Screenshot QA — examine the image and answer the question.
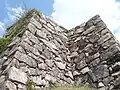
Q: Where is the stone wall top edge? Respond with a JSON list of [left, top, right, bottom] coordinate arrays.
[[69, 14, 101, 30]]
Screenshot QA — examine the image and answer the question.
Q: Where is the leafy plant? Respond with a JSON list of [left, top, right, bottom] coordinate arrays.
[[26, 79, 35, 90]]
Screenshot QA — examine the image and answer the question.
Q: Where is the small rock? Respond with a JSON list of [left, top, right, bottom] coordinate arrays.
[[74, 27, 84, 34], [55, 61, 66, 70], [99, 87, 106, 90], [18, 84, 26, 90], [40, 18, 46, 24], [70, 52, 78, 58], [30, 17, 42, 29], [28, 23, 37, 34], [25, 31, 40, 44], [98, 82, 104, 88], [65, 71, 73, 79], [80, 67, 90, 74], [47, 23, 54, 30], [76, 59, 87, 70], [45, 74, 56, 83], [6, 80, 17, 90], [31, 76, 46, 86], [38, 63, 47, 70], [0, 75, 5, 89], [36, 29, 47, 39], [114, 76, 120, 87], [73, 71, 81, 76], [88, 71, 97, 82], [98, 33, 111, 45], [3, 56, 7, 60]]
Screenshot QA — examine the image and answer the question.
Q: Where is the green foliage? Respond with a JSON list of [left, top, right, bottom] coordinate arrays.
[[35, 10, 42, 17], [37, 85, 97, 90], [26, 82, 97, 90], [26, 78, 96, 90], [26, 79, 35, 90], [0, 9, 42, 54], [0, 37, 10, 52], [51, 85, 96, 90]]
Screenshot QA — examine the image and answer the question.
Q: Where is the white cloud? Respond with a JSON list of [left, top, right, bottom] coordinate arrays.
[[51, 0, 120, 41], [7, 7, 25, 21], [0, 6, 25, 37], [0, 22, 5, 37], [0, 20, 7, 37], [0, 22, 5, 31], [114, 30, 120, 42]]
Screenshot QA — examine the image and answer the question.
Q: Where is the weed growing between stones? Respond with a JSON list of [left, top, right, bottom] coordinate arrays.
[[35, 86, 96, 90], [26, 79, 35, 90], [26, 79, 96, 90], [50, 85, 97, 90]]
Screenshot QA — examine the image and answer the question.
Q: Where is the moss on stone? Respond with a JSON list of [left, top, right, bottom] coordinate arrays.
[[0, 37, 10, 52]]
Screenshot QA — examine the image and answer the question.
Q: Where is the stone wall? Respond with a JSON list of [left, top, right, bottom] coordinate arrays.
[[0, 9, 120, 90], [0, 10, 73, 90], [67, 15, 120, 90]]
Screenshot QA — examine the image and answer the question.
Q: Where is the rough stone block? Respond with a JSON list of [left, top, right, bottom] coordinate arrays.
[[8, 67, 27, 84], [14, 51, 37, 67]]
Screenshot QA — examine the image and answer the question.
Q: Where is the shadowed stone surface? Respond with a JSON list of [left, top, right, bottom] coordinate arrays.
[[0, 9, 120, 90]]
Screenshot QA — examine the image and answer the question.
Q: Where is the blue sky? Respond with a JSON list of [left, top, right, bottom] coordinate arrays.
[[0, 0, 120, 41]]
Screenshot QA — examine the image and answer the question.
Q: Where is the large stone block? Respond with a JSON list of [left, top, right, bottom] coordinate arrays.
[[14, 51, 37, 67], [8, 67, 27, 84], [30, 17, 42, 29]]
